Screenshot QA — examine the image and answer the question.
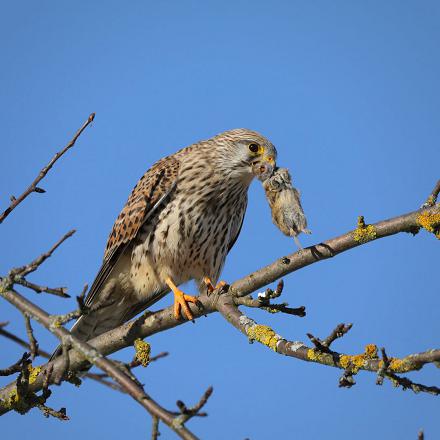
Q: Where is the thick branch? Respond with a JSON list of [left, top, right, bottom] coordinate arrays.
[[0, 289, 198, 440], [215, 292, 440, 393], [1, 204, 439, 413], [229, 205, 439, 298]]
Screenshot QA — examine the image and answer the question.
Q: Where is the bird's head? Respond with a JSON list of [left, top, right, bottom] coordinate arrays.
[[213, 128, 278, 183]]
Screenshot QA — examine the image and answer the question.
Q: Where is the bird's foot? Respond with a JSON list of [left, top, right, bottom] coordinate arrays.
[[165, 277, 199, 321], [203, 277, 227, 294]]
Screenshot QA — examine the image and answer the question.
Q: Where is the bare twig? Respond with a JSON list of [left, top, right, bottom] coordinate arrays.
[[0, 325, 51, 358], [235, 279, 305, 316], [8, 230, 75, 280], [151, 416, 160, 440], [323, 323, 353, 347], [35, 365, 69, 421], [235, 295, 306, 317], [422, 179, 440, 207], [307, 323, 353, 351], [0, 113, 95, 224], [37, 404, 69, 421], [15, 278, 69, 298], [173, 386, 213, 427], [24, 314, 38, 359], [0, 352, 30, 376]]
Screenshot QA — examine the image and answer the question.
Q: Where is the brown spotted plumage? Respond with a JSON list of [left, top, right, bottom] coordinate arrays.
[[63, 129, 278, 347]]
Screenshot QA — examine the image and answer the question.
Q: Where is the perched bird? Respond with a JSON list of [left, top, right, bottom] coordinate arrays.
[[263, 167, 310, 249], [67, 129, 277, 344]]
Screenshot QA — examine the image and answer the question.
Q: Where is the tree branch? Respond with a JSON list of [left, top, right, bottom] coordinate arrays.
[[0, 113, 95, 224], [215, 292, 440, 394], [229, 205, 439, 298], [1, 204, 439, 406], [422, 179, 440, 207], [0, 288, 200, 440]]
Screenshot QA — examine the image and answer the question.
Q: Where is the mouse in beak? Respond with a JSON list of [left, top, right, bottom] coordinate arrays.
[[263, 167, 311, 249]]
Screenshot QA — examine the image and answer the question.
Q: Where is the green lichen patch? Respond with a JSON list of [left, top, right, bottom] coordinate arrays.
[[134, 338, 151, 367], [353, 216, 377, 244]]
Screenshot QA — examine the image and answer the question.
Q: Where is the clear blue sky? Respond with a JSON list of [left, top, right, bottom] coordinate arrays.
[[1, 1, 439, 439]]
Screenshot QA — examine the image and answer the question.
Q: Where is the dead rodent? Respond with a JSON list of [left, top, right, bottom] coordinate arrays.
[[263, 167, 311, 248]]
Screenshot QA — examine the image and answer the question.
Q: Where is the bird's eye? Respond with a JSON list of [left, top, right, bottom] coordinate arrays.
[[248, 143, 260, 153]]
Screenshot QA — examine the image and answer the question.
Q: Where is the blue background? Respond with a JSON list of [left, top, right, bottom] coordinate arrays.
[[1, 1, 439, 439]]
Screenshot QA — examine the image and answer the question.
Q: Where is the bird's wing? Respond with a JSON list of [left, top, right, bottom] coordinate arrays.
[[84, 155, 180, 308], [227, 196, 248, 253]]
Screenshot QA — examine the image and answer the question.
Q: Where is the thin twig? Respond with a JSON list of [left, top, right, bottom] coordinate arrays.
[[307, 323, 353, 351], [151, 416, 160, 440], [23, 314, 39, 359], [422, 179, 440, 207], [0, 352, 30, 376], [235, 295, 306, 317], [322, 323, 353, 347], [15, 278, 69, 298], [0, 326, 51, 358], [173, 386, 213, 426], [0, 113, 95, 224], [8, 230, 76, 279]]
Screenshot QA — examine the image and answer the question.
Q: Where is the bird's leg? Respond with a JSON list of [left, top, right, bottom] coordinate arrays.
[[165, 277, 198, 321], [203, 277, 227, 294]]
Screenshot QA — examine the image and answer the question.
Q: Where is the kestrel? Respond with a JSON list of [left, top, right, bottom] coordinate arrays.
[[69, 129, 277, 343]]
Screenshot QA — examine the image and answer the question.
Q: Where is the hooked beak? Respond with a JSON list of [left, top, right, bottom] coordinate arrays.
[[252, 155, 275, 181]]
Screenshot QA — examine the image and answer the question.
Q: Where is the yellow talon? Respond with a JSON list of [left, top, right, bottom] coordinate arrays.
[[165, 277, 198, 320]]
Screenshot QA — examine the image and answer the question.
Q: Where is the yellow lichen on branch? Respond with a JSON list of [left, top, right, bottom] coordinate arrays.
[[339, 344, 379, 373], [247, 325, 280, 351], [28, 365, 41, 385], [364, 343, 378, 359], [417, 211, 440, 239], [1, 387, 29, 414], [307, 349, 338, 367], [134, 338, 151, 367], [378, 357, 415, 373], [353, 216, 377, 243]]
